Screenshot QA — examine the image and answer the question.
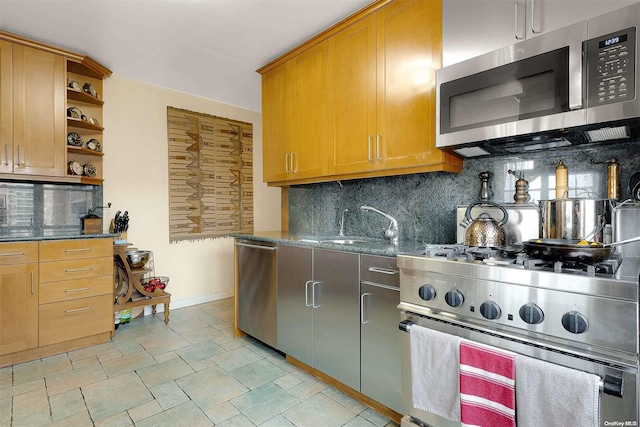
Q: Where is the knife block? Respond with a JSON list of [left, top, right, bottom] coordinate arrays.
[[109, 219, 127, 240]]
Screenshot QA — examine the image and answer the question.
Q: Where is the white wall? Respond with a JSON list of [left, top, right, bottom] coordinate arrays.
[[103, 74, 281, 308]]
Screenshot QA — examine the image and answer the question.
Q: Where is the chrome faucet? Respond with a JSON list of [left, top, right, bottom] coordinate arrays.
[[360, 205, 399, 244], [338, 209, 348, 236]]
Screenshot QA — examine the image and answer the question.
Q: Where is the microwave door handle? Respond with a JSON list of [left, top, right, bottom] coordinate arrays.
[[569, 40, 584, 110], [514, 2, 525, 40]]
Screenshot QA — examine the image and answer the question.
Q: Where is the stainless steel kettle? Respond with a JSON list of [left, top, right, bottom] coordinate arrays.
[[464, 201, 509, 247]]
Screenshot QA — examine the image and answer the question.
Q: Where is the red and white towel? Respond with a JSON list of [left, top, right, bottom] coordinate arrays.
[[459, 340, 516, 427]]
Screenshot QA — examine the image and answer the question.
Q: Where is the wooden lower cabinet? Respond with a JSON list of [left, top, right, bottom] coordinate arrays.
[[0, 242, 39, 356], [0, 238, 113, 367]]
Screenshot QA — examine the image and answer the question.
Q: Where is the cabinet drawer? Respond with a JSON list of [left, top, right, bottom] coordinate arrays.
[[0, 242, 38, 266], [39, 294, 112, 346], [39, 275, 112, 304], [39, 238, 112, 262], [40, 256, 113, 283], [360, 254, 399, 288]]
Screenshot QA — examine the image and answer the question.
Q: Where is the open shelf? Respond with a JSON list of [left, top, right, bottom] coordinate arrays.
[[67, 117, 104, 131], [67, 88, 103, 105], [66, 146, 104, 157]]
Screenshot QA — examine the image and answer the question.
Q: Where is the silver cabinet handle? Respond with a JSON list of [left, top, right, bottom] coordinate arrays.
[[285, 153, 290, 173], [368, 136, 373, 161], [64, 267, 92, 273], [65, 248, 91, 253], [234, 242, 277, 250], [367, 266, 398, 275], [31, 271, 34, 295], [65, 287, 92, 293], [290, 152, 296, 173], [514, 2, 524, 40], [0, 252, 25, 257], [531, 0, 540, 34], [305, 280, 313, 307], [65, 306, 91, 313], [312, 281, 320, 309], [376, 134, 382, 161], [361, 292, 373, 324], [16, 145, 21, 166], [3, 144, 7, 166]]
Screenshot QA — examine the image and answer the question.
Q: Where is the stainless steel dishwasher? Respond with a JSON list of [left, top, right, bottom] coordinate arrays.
[[235, 239, 277, 348]]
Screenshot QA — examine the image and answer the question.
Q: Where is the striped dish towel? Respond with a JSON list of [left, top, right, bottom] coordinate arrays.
[[459, 340, 516, 427]]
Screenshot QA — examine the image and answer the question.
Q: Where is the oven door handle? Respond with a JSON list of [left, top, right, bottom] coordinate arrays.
[[399, 319, 415, 332]]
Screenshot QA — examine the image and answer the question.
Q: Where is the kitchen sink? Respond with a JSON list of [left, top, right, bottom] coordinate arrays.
[[320, 239, 370, 245]]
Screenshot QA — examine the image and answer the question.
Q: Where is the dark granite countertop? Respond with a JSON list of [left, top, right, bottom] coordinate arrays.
[[228, 231, 426, 257], [0, 233, 120, 243]]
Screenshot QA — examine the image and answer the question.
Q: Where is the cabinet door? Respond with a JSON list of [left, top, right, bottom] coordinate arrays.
[[276, 245, 313, 365], [262, 62, 292, 183], [12, 44, 65, 177], [329, 14, 378, 175], [361, 283, 402, 413], [376, 0, 444, 170], [0, 40, 12, 174], [0, 263, 38, 355], [290, 41, 328, 180], [313, 249, 360, 391]]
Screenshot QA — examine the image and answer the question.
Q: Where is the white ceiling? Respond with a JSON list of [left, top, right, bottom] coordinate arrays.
[[0, 0, 374, 112]]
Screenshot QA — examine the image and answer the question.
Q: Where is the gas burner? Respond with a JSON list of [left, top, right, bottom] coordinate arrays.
[[464, 247, 502, 261], [423, 244, 466, 260]]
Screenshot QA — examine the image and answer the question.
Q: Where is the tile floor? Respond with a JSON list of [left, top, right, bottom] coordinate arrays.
[[1, 298, 400, 427]]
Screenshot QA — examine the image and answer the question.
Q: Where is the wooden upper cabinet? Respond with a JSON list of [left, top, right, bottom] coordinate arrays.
[[259, 0, 462, 186], [262, 62, 292, 183], [329, 15, 378, 175], [0, 41, 11, 175], [376, 0, 444, 169], [11, 44, 65, 177]]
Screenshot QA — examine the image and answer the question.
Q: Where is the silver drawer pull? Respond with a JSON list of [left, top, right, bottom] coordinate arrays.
[[65, 306, 91, 313], [65, 248, 92, 253], [0, 252, 25, 257], [64, 267, 92, 273], [65, 287, 92, 293], [367, 266, 398, 275]]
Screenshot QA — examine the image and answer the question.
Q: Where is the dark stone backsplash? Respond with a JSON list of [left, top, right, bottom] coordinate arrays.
[[288, 141, 640, 244]]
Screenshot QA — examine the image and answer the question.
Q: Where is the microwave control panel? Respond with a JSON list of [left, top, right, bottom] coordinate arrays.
[[587, 26, 636, 107]]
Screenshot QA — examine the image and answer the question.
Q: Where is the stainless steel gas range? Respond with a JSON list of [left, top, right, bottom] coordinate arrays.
[[397, 244, 639, 427]]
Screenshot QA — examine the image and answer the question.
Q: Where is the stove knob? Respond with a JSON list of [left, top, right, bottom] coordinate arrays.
[[445, 289, 464, 307], [480, 301, 501, 320], [418, 285, 436, 301], [519, 303, 544, 324], [561, 311, 589, 334]]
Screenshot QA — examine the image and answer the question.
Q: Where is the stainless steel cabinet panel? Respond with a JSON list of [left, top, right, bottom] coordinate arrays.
[[276, 244, 313, 365], [360, 255, 402, 414], [313, 249, 360, 391]]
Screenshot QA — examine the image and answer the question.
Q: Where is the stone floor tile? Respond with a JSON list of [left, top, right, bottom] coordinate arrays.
[[97, 349, 124, 362], [127, 399, 163, 423], [322, 387, 367, 413], [136, 357, 194, 389], [72, 355, 100, 370], [231, 382, 299, 425], [180, 326, 225, 344], [93, 411, 133, 427], [153, 350, 179, 364], [343, 416, 378, 427], [204, 401, 240, 425], [11, 411, 52, 426], [46, 364, 107, 396], [220, 337, 248, 351], [0, 377, 11, 390], [111, 324, 154, 340], [211, 346, 262, 372], [170, 306, 209, 322], [218, 325, 235, 337], [259, 414, 296, 427], [50, 410, 94, 427], [272, 374, 303, 391], [12, 388, 50, 421], [359, 407, 392, 426], [49, 388, 87, 421], [101, 350, 156, 377], [188, 357, 215, 372], [212, 334, 235, 345], [287, 377, 328, 400], [67, 342, 118, 361], [265, 352, 286, 365], [13, 353, 71, 384], [82, 372, 153, 421], [0, 379, 45, 400], [137, 329, 190, 356], [175, 339, 225, 364], [230, 358, 287, 390], [112, 337, 146, 356], [0, 366, 11, 380], [149, 380, 190, 410], [216, 413, 255, 427], [246, 341, 278, 358], [0, 397, 11, 425], [168, 318, 210, 335], [135, 400, 212, 427], [176, 368, 248, 411], [283, 392, 357, 427]]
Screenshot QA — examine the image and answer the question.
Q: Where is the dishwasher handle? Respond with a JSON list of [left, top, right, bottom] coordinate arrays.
[[234, 241, 277, 250]]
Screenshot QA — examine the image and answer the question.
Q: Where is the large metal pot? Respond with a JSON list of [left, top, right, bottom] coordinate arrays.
[[464, 201, 509, 247], [539, 198, 613, 241]]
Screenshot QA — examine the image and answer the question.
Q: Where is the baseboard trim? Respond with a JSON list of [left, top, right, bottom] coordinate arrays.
[[142, 290, 234, 315]]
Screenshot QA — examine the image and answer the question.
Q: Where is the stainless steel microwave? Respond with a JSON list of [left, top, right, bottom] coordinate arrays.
[[436, 3, 640, 157]]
